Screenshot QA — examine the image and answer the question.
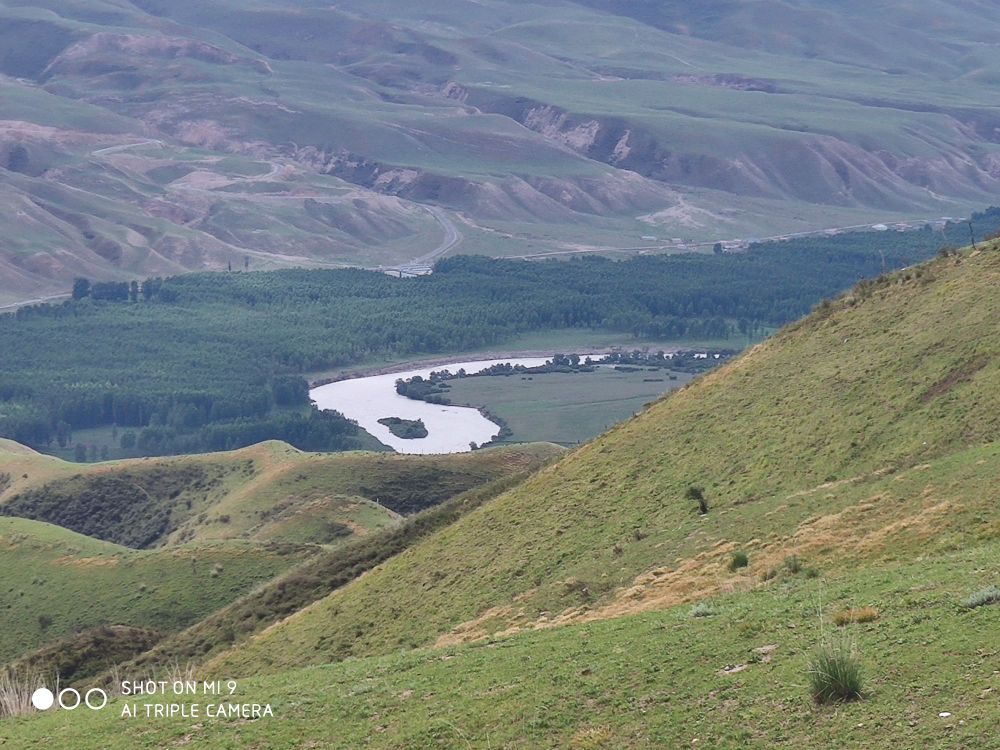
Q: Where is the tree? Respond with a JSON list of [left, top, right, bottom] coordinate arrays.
[[129, 281, 140, 302], [120, 431, 137, 451], [74, 444, 87, 462], [72, 277, 91, 300], [686, 486, 709, 515], [56, 420, 71, 448], [713, 242, 724, 255], [88, 444, 98, 462]]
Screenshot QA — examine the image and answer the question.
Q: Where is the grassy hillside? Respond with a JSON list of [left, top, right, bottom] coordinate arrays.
[[2, 252, 998, 748], [5, 530, 997, 747], [0, 516, 308, 664], [209, 242, 1000, 675], [3, 0, 1000, 301], [101, 472, 542, 680], [0, 439, 559, 669], [0, 440, 561, 548]]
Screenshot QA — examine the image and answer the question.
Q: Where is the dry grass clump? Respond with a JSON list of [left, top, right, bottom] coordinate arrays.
[[832, 607, 878, 626]]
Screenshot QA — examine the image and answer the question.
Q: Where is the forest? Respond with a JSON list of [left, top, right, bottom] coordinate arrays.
[[1, 209, 997, 457]]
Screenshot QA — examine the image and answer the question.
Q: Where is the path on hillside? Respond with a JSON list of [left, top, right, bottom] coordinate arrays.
[[388, 207, 463, 276]]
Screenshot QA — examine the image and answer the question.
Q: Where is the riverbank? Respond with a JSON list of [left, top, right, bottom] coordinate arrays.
[[309, 346, 691, 387], [309, 357, 554, 454]]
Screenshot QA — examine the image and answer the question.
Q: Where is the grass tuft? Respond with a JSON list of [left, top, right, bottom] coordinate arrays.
[[808, 638, 864, 704], [728, 550, 749, 571]]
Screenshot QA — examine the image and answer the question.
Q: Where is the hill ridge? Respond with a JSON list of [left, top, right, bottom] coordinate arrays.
[[205, 241, 999, 674]]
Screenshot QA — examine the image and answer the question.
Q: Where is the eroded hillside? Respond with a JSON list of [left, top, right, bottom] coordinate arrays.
[[3, 0, 1000, 302]]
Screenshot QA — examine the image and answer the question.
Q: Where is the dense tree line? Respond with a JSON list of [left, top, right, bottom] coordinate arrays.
[[1, 209, 997, 456]]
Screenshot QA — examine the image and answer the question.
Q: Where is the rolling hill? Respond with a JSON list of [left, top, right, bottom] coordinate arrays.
[[0, 438, 562, 548], [199, 242, 1000, 676], [0, 439, 560, 668], [3, 229, 997, 747], [3, 0, 1000, 303]]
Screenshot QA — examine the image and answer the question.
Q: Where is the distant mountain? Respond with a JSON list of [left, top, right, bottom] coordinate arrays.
[[2, 0, 999, 303]]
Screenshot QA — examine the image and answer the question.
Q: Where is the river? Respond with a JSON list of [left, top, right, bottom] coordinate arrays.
[[309, 358, 553, 454]]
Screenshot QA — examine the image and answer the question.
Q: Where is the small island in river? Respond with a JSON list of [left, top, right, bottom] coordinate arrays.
[[377, 416, 429, 439]]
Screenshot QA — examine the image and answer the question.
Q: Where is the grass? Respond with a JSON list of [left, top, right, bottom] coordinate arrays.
[[101, 472, 545, 681], [832, 607, 879, 626], [0, 440, 559, 548], [443, 366, 696, 445], [3, 540, 997, 748], [0, 440, 558, 669], [808, 638, 864, 704], [728, 550, 750, 571], [0, 516, 309, 664], [688, 601, 716, 618], [202, 245, 1000, 675]]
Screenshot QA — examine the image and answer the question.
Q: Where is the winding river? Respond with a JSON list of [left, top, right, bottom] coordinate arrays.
[[309, 358, 552, 454]]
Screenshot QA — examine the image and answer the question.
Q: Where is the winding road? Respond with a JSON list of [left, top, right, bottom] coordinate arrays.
[[389, 206, 463, 276]]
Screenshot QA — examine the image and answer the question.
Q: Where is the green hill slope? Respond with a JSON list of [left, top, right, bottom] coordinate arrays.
[[3, 249, 998, 748], [0, 440, 559, 668], [0, 440, 562, 548], [211, 243, 1000, 675], [0, 516, 308, 664], [6, 532, 996, 748]]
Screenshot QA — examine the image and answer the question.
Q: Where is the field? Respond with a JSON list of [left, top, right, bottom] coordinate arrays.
[[444, 366, 696, 445]]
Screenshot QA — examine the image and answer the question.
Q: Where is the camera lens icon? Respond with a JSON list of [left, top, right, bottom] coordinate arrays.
[[32, 686, 108, 711]]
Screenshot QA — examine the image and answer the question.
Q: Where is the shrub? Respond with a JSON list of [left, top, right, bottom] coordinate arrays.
[[686, 486, 709, 515], [784, 555, 802, 574], [833, 607, 878, 626], [960, 585, 1000, 610], [804, 567, 820, 579], [728, 550, 749, 571], [808, 638, 864, 703], [689, 602, 717, 618]]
